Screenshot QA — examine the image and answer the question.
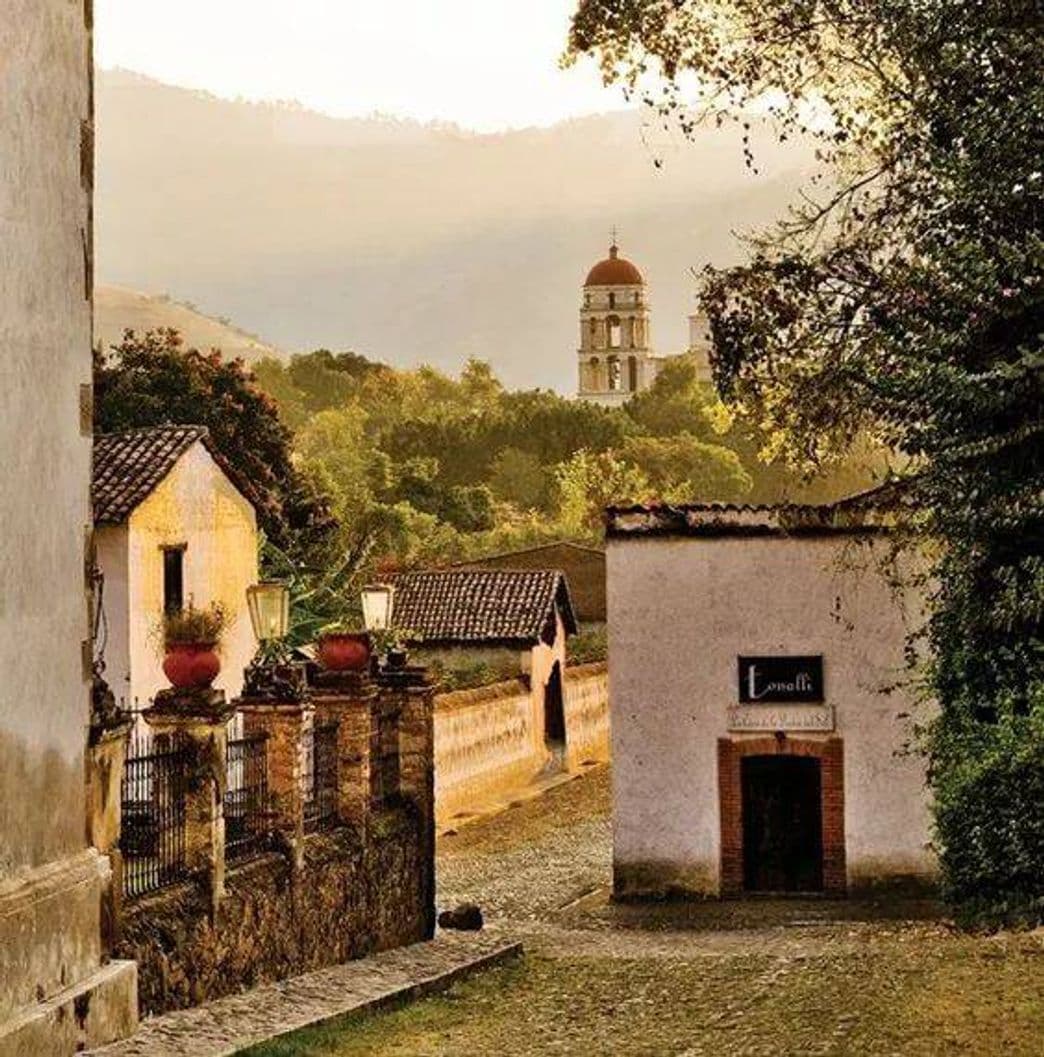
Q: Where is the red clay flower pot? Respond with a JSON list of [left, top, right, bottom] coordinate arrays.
[[317, 632, 370, 672], [163, 643, 221, 690]]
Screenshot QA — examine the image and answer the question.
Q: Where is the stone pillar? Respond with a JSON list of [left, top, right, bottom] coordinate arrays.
[[378, 667, 436, 938], [86, 708, 133, 953], [237, 696, 311, 870], [143, 689, 236, 915], [311, 670, 378, 832]]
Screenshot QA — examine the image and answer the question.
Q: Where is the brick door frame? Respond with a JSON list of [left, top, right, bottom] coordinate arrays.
[[718, 736, 846, 897]]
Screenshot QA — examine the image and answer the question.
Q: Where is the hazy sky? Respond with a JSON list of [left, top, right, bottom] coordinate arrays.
[[95, 0, 629, 132]]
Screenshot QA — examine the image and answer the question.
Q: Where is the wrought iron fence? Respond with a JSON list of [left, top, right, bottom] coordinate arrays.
[[120, 729, 191, 899], [303, 720, 339, 832], [225, 732, 270, 860]]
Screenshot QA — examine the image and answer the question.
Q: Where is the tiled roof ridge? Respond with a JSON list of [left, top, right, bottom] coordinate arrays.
[[95, 423, 207, 440], [606, 480, 908, 519], [606, 481, 913, 540], [93, 423, 257, 524], [392, 567, 578, 646]]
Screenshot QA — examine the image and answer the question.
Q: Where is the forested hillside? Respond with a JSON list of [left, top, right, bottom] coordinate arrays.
[[252, 348, 881, 572]]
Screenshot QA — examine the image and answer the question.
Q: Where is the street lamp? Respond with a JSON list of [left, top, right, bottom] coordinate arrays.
[[246, 581, 290, 643], [244, 581, 301, 700], [361, 583, 395, 632]]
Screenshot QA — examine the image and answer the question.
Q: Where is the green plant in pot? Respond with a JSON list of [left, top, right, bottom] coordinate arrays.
[[370, 626, 415, 669], [160, 602, 228, 690]]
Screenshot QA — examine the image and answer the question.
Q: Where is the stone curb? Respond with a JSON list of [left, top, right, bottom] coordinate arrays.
[[84, 935, 522, 1057]]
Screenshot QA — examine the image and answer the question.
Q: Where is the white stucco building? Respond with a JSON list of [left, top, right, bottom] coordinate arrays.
[[606, 493, 937, 899], [0, 4, 139, 1051], [93, 425, 259, 709]]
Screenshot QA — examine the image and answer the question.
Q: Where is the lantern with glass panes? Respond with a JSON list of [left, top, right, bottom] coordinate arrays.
[[243, 581, 303, 699]]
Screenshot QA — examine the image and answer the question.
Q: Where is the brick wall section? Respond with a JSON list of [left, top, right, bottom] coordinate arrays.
[[239, 702, 309, 867], [312, 681, 378, 830], [718, 736, 846, 897]]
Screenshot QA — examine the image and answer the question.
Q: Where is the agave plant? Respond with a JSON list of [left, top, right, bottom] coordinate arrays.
[[260, 536, 372, 649]]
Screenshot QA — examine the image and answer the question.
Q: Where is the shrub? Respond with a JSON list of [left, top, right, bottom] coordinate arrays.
[[568, 627, 608, 665], [931, 706, 1044, 928]]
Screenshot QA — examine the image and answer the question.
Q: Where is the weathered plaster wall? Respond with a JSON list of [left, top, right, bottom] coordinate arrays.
[[434, 679, 540, 821], [433, 654, 608, 822], [608, 534, 936, 898], [118, 813, 429, 1016], [124, 441, 257, 706], [0, 0, 93, 884], [0, 3, 138, 1050], [563, 662, 610, 771]]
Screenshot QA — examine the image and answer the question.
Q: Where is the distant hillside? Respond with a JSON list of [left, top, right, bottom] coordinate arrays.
[[95, 285, 284, 364], [96, 69, 819, 390]]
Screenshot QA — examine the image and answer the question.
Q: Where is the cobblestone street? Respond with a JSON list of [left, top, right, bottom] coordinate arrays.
[[248, 766, 1044, 1056]]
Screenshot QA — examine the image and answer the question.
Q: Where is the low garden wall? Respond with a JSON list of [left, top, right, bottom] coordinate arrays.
[[434, 661, 609, 823], [117, 807, 428, 1016], [563, 662, 611, 771]]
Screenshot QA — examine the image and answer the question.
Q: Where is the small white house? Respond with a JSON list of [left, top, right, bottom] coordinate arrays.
[[93, 425, 259, 708], [606, 491, 937, 899]]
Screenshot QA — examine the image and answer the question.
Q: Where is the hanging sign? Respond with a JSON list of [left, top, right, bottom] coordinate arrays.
[[738, 656, 824, 704]]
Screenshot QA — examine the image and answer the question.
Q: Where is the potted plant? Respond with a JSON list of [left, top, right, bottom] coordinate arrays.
[[316, 621, 371, 672], [160, 602, 228, 690], [371, 626, 415, 669]]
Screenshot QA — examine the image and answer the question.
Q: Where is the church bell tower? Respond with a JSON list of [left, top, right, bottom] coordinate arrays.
[[577, 239, 657, 406]]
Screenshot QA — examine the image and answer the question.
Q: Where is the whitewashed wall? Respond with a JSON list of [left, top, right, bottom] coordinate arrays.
[[0, 3, 137, 1049], [608, 532, 937, 897]]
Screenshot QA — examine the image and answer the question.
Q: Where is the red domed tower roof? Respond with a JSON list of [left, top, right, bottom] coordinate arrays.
[[584, 243, 644, 287]]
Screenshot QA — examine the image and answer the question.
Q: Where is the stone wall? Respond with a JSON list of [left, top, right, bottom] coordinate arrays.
[[117, 808, 429, 1016], [434, 662, 609, 822]]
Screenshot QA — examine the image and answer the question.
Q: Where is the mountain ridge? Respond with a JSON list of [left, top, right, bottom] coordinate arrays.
[[96, 69, 818, 389]]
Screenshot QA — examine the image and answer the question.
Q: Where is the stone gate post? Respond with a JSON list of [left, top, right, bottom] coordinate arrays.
[[237, 695, 312, 870], [377, 667, 436, 938], [86, 680, 133, 951], [310, 670, 378, 832], [143, 688, 236, 916]]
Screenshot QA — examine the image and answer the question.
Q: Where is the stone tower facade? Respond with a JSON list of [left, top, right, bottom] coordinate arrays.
[[577, 242, 661, 406], [687, 308, 715, 385]]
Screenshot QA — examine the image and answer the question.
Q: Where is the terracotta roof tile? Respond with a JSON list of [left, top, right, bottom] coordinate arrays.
[[393, 569, 578, 647], [93, 425, 207, 523]]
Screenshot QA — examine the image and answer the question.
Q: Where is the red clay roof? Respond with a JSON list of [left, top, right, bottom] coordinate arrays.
[[392, 569, 578, 647], [93, 425, 256, 524], [584, 244, 643, 287]]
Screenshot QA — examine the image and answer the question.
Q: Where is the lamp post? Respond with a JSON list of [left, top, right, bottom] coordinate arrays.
[[244, 582, 298, 699], [361, 583, 395, 633], [361, 583, 403, 670], [246, 581, 290, 644]]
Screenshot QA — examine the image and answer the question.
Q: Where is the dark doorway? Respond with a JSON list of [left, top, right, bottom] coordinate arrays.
[[741, 755, 823, 892], [543, 661, 566, 754]]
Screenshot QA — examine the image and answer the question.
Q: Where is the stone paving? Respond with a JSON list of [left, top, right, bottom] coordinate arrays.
[[83, 934, 520, 1057]]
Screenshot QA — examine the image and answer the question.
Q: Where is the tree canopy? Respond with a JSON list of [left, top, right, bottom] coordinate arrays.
[[93, 329, 334, 560], [570, 0, 1044, 921]]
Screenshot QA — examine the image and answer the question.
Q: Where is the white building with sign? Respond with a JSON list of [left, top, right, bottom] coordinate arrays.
[[606, 491, 937, 898]]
